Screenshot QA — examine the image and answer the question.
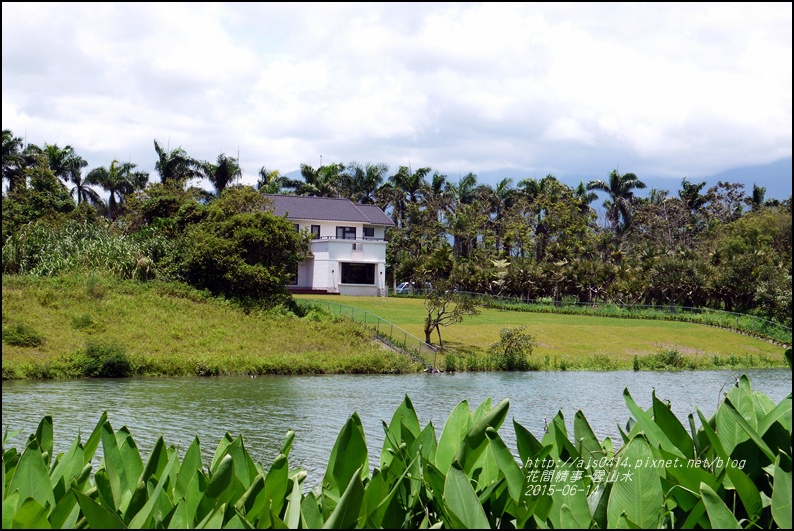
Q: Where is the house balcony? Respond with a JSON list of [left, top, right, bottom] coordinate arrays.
[[310, 237, 386, 262]]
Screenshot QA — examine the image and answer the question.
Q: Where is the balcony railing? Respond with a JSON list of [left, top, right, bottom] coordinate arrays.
[[313, 236, 386, 242]]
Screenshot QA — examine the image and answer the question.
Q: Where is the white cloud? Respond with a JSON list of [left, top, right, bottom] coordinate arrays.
[[2, 2, 790, 194]]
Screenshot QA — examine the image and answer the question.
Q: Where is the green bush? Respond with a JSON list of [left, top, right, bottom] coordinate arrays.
[[488, 325, 534, 370], [72, 342, 133, 378], [2, 323, 43, 347], [443, 352, 457, 372]]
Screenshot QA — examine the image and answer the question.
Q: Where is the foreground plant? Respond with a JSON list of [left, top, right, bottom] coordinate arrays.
[[2, 370, 791, 528]]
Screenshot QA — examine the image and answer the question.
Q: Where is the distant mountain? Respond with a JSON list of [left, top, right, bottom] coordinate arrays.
[[699, 157, 792, 200], [279, 157, 792, 202]]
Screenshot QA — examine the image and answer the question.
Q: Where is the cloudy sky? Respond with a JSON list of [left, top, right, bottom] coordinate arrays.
[[3, 2, 792, 196]]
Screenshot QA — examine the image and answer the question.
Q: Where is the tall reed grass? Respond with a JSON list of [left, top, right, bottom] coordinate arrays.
[[2, 220, 170, 279]]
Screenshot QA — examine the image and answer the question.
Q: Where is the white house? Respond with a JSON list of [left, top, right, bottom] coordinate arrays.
[[264, 195, 395, 296]]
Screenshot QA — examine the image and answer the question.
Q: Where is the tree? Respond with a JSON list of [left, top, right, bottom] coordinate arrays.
[[587, 169, 646, 233], [422, 281, 479, 347], [2, 160, 75, 241], [172, 186, 311, 305], [287, 163, 345, 197], [153, 139, 201, 188], [201, 153, 241, 196], [2, 129, 26, 192], [41, 143, 87, 184], [86, 160, 140, 220], [745, 183, 766, 211], [68, 169, 102, 207], [341, 161, 388, 203], [256, 167, 288, 194], [488, 326, 534, 370]]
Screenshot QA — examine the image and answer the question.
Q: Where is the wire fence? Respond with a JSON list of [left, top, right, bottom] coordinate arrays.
[[390, 290, 792, 346], [295, 299, 439, 370]]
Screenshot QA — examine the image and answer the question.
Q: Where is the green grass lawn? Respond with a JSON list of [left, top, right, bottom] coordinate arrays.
[[1, 274, 422, 378], [295, 294, 788, 370]]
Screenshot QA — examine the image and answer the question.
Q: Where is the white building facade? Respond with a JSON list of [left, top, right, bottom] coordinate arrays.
[[265, 195, 395, 297]]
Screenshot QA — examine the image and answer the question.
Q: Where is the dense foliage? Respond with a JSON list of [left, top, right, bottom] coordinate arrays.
[[2, 128, 791, 327], [2, 371, 791, 528]]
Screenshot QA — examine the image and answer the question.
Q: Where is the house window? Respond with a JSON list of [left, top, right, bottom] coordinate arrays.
[[336, 226, 356, 240], [294, 223, 300, 232], [363, 227, 374, 238], [310, 225, 321, 239], [341, 263, 375, 284]]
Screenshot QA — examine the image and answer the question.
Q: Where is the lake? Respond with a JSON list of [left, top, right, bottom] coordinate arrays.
[[2, 369, 791, 486]]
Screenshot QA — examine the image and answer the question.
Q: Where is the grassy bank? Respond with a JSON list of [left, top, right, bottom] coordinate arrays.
[[1, 274, 422, 379], [295, 295, 788, 371]]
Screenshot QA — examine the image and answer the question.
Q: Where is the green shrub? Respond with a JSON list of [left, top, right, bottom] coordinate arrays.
[[488, 325, 534, 370], [72, 342, 133, 378], [443, 352, 457, 372], [2, 323, 43, 347]]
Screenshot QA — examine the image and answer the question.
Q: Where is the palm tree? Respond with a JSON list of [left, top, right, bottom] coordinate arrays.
[[68, 170, 102, 206], [586, 169, 646, 233], [86, 160, 138, 219], [380, 166, 430, 227], [256, 167, 290, 194], [153, 139, 201, 188], [678, 178, 707, 212], [42, 143, 87, 184], [288, 163, 345, 197], [2, 129, 25, 192], [342, 162, 388, 203], [200, 153, 241, 196], [745, 183, 766, 211]]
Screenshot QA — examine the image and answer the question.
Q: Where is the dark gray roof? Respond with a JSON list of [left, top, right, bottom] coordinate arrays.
[[263, 195, 395, 226]]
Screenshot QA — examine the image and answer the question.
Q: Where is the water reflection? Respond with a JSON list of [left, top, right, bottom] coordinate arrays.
[[3, 369, 790, 485]]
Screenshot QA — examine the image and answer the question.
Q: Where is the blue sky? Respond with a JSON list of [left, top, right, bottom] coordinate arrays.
[[3, 3, 791, 198]]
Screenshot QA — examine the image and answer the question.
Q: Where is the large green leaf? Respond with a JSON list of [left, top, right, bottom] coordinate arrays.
[[573, 410, 605, 466], [757, 394, 792, 435], [2, 491, 19, 529], [322, 467, 365, 529], [34, 416, 53, 470], [140, 435, 169, 485], [607, 436, 664, 529], [716, 376, 757, 455], [381, 395, 421, 469], [513, 419, 543, 465], [7, 439, 55, 512], [324, 413, 368, 496], [442, 462, 491, 529], [652, 391, 694, 460], [263, 454, 289, 518], [485, 427, 524, 502], [175, 437, 202, 501], [436, 401, 470, 475], [771, 455, 792, 529], [455, 398, 509, 475], [127, 450, 179, 528], [73, 488, 127, 529], [699, 482, 741, 529], [100, 421, 127, 511], [548, 460, 591, 529], [723, 398, 775, 462], [622, 388, 685, 459], [225, 435, 258, 489], [82, 411, 108, 465], [48, 434, 85, 494], [13, 497, 51, 529], [283, 477, 302, 529], [116, 427, 144, 495], [300, 491, 324, 529]]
